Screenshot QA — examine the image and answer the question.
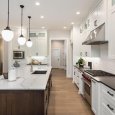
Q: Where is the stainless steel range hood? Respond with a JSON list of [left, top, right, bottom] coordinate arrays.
[[82, 23, 108, 45]]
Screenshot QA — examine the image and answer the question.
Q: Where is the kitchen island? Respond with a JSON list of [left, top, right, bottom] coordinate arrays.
[[0, 65, 52, 115]]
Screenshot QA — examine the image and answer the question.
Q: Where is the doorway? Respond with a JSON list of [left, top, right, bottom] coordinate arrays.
[[51, 49, 60, 68], [51, 40, 66, 69]]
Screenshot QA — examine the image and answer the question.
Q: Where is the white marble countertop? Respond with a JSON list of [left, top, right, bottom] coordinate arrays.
[[0, 65, 52, 90]]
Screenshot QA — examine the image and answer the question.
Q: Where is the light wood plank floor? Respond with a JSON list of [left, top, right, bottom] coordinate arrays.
[[48, 69, 94, 115]]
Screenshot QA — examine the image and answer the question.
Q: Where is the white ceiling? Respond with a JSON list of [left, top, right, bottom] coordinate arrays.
[[0, 0, 99, 30]]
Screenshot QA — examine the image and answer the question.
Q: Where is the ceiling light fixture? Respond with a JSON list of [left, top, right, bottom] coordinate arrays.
[[18, 5, 26, 46], [71, 22, 75, 25], [1, 0, 14, 42], [26, 16, 33, 48], [35, 2, 40, 6], [64, 26, 67, 29], [76, 11, 80, 15], [42, 26, 45, 29], [40, 16, 44, 19]]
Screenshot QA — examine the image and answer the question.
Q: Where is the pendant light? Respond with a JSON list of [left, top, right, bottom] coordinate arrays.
[[26, 16, 33, 48], [18, 5, 26, 45], [1, 0, 14, 42]]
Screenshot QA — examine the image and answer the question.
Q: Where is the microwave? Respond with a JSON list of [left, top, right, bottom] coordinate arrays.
[[13, 51, 25, 59]]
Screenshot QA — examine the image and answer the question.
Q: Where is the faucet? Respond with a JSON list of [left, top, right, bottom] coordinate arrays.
[[30, 62, 33, 72]]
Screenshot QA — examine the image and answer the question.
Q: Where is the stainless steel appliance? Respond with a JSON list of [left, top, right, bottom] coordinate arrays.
[[82, 70, 115, 105], [13, 51, 25, 59], [82, 23, 108, 45]]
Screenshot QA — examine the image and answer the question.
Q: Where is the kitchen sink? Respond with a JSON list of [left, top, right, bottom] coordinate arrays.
[[32, 70, 47, 74]]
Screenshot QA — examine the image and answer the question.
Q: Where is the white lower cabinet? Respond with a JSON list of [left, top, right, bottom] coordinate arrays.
[[101, 103, 114, 115], [73, 67, 84, 95], [91, 79, 101, 115], [73, 67, 79, 88], [101, 84, 115, 115], [78, 70, 84, 95]]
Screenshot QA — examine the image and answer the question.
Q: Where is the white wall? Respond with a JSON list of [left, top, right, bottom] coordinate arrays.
[[48, 30, 72, 78], [72, 25, 82, 65], [51, 40, 65, 68]]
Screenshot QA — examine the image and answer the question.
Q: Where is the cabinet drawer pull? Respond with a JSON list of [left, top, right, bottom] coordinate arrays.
[[107, 104, 114, 111], [107, 91, 114, 97], [92, 79, 96, 83], [94, 20, 97, 26]]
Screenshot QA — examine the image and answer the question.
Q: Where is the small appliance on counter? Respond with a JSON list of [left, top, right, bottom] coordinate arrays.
[[88, 62, 92, 69], [8, 67, 16, 81]]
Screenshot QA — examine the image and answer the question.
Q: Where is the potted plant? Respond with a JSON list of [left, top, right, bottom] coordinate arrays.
[[76, 58, 85, 68]]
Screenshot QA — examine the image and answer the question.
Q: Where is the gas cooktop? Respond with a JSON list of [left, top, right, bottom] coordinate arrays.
[[85, 70, 115, 76]]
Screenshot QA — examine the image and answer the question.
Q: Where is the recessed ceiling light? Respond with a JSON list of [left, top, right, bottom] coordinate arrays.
[[42, 26, 45, 29], [76, 11, 80, 15], [35, 2, 40, 6], [40, 16, 44, 19], [64, 26, 67, 29], [71, 22, 74, 25]]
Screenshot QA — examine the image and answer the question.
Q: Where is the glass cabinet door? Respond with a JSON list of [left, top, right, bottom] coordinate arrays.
[[112, 0, 115, 6]]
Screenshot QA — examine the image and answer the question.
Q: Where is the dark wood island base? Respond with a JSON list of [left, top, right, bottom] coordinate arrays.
[[0, 74, 52, 115]]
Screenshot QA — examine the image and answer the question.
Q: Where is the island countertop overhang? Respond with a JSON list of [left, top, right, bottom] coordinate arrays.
[[0, 66, 52, 90]]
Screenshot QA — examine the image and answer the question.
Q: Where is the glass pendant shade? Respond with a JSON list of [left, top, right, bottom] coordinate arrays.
[[18, 35, 26, 45], [18, 5, 25, 46], [2, 27, 14, 42], [26, 39, 33, 47], [1, 0, 14, 42]]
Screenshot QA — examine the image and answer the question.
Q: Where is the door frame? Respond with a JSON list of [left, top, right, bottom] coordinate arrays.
[[49, 38, 68, 77], [51, 48, 61, 68]]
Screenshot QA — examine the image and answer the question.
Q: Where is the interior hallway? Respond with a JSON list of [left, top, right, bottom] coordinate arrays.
[[48, 69, 94, 115]]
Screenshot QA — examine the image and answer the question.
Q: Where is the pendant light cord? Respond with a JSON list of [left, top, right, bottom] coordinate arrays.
[[20, 5, 24, 35], [21, 7, 23, 35], [7, 0, 9, 27], [28, 16, 31, 40]]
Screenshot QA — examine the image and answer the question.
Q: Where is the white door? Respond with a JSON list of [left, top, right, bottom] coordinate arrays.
[[51, 49, 60, 68]]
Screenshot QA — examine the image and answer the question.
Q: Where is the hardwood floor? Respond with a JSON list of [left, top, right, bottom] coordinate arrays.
[[48, 69, 94, 115]]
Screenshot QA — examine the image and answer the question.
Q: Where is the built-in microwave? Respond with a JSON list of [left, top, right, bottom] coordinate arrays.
[[13, 51, 25, 59]]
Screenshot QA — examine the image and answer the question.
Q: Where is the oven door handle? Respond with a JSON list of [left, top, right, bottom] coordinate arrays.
[[83, 78, 91, 87]]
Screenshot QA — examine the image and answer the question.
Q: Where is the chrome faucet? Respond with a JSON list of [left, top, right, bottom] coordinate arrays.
[[30, 63, 33, 72]]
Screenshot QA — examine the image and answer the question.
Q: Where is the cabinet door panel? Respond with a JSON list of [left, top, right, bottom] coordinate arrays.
[[8, 91, 44, 115], [97, 0, 106, 26], [108, 12, 115, 58], [0, 93, 7, 115], [91, 79, 98, 114]]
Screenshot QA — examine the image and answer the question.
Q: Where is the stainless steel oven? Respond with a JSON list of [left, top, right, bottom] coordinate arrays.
[[82, 74, 91, 105], [13, 51, 25, 59]]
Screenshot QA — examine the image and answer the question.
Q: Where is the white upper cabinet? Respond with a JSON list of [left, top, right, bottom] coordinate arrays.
[[97, 0, 107, 26], [79, 0, 107, 58], [90, 0, 107, 31], [28, 30, 48, 56], [107, 0, 115, 59]]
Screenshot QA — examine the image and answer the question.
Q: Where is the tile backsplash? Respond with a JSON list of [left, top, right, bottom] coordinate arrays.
[[84, 57, 115, 74]]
